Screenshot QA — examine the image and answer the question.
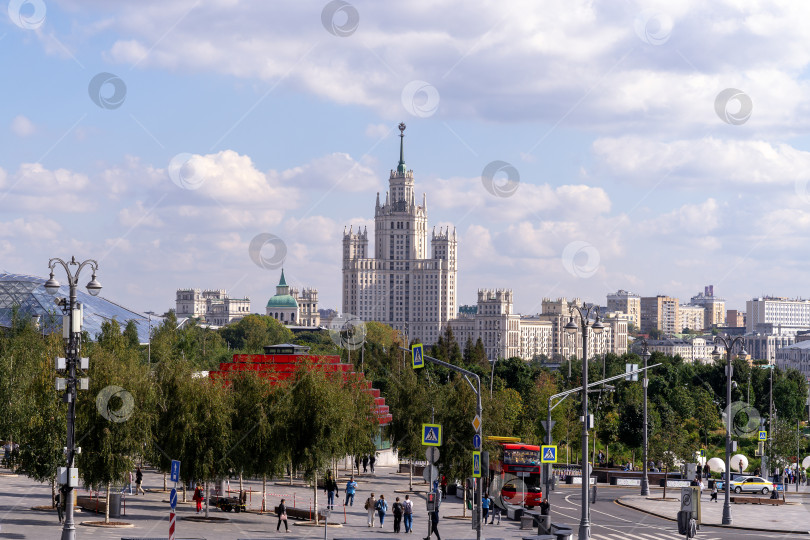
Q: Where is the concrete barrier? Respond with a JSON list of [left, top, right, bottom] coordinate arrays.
[[611, 477, 641, 486]]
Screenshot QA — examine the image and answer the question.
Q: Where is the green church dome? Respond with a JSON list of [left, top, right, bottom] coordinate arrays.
[[266, 294, 298, 308]]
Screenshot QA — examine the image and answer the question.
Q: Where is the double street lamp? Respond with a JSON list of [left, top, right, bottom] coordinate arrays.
[[711, 335, 748, 527], [45, 257, 102, 540], [640, 340, 652, 496], [564, 305, 604, 540]]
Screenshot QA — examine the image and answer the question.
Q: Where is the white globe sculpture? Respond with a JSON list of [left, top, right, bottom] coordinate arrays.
[[729, 454, 748, 472], [802, 456, 810, 470], [707, 457, 725, 474]]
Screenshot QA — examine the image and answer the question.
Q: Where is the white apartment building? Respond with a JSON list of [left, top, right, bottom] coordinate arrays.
[[746, 297, 810, 336], [645, 337, 712, 363], [775, 341, 810, 381], [342, 124, 457, 345], [175, 289, 250, 326], [448, 294, 627, 362], [606, 290, 641, 329], [678, 304, 706, 332], [743, 333, 795, 364]]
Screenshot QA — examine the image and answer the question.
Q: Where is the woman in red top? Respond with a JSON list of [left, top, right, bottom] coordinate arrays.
[[193, 484, 204, 513]]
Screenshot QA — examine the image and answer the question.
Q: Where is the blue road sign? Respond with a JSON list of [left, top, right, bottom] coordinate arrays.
[[412, 344, 424, 369], [472, 451, 481, 478], [422, 423, 442, 446], [473, 433, 481, 450], [170, 488, 177, 510], [170, 460, 181, 483], [759, 430, 767, 441], [541, 445, 558, 463]]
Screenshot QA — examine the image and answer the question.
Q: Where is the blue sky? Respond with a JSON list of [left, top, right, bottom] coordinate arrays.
[[3, 0, 810, 316]]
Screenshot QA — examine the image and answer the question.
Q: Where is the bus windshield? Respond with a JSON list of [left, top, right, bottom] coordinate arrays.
[[503, 448, 540, 465]]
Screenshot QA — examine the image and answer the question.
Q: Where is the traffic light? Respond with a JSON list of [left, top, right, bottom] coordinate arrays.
[[426, 492, 437, 512]]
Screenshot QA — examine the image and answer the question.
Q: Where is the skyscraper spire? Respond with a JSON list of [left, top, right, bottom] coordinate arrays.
[[397, 122, 406, 174]]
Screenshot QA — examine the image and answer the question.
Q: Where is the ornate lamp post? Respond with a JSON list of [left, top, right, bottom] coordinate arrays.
[[45, 256, 102, 540], [564, 305, 604, 540], [711, 335, 748, 527], [640, 340, 651, 496]]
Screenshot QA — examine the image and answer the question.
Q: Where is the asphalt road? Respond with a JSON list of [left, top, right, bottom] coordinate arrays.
[[551, 486, 807, 540]]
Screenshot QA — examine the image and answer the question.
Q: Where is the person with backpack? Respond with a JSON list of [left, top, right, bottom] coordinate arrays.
[[392, 496, 403, 532], [403, 494, 414, 533], [276, 498, 289, 532], [365, 492, 376, 527], [345, 476, 357, 506], [375, 494, 388, 527], [193, 484, 204, 513]]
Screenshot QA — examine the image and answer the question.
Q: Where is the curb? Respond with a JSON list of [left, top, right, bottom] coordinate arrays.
[[615, 498, 809, 535], [79, 521, 135, 528]]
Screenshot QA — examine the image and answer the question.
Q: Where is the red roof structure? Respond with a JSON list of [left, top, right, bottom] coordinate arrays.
[[209, 343, 392, 425]]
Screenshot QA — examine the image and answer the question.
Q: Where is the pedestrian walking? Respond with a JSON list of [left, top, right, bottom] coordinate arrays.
[[403, 494, 413, 533], [355, 456, 361, 475], [703, 463, 710, 479], [376, 494, 388, 527], [491, 497, 501, 524], [425, 509, 441, 539], [193, 484, 204, 513], [362, 455, 369, 473], [440, 475, 447, 497], [345, 476, 357, 506], [276, 498, 289, 532], [365, 492, 376, 527], [481, 494, 490, 524], [55, 486, 67, 523], [710, 482, 718, 502], [370, 453, 377, 474], [324, 473, 338, 509], [135, 466, 144, 495], [393, 496, 403, 532]]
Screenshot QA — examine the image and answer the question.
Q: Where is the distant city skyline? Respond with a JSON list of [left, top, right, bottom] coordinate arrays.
[[2, 2, 810, 316]]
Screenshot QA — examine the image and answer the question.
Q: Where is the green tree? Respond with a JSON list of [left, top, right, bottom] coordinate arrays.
[[220, 315, 294, 352], [77, 320, 154, 523]]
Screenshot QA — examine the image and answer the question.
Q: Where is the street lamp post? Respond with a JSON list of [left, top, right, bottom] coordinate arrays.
[[711, 335, 748, 527], [564, 305, 604, 540], [45, 256, 102, 540], [640, 340, 651, 496]]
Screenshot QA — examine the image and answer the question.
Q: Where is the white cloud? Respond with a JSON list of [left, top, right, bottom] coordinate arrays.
[[10, 115, 35, 137], [0, 217, 62, 239], [593, 137, 810, 188]]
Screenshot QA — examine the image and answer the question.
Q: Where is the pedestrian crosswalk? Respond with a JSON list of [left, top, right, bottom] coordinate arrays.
[[591, 530, 723, 540]]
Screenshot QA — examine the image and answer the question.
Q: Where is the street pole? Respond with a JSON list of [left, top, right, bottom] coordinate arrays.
[[565, 306, 603, 540], [712, 335, 747, 527], [490, 332, 501, 398], [45, 257, 102, 540], [797, 419, 800, 493], [640, 340, 651, 496], [401, 347, 483, 540]]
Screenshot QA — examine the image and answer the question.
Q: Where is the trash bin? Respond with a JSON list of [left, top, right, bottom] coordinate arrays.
[[551, 476, 558, 491], [108, 493, 122, 518]]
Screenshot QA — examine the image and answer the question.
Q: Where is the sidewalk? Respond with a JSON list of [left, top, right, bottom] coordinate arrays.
[[618, 492, 810, 534], [0, 463, 534, 539]]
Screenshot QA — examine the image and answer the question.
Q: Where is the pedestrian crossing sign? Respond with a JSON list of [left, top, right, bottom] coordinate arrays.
[[541, 445, 558, 463], [422, 423, 442, 446], [759, 430, 767, 441], [412, 343, 425, 369], [472, 451, 481, 478]]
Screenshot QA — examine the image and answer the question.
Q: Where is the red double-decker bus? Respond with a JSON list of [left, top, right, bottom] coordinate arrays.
[[494, 442, 543, 507]]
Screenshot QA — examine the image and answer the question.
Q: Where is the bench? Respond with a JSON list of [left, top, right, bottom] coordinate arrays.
[[730, 496, 785, 506]]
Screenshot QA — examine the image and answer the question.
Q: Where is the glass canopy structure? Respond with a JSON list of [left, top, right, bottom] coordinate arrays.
[[0, 273, 151, 343]]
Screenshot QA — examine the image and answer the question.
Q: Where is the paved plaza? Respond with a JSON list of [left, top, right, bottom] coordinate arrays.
[[2, 465, 810, 539]]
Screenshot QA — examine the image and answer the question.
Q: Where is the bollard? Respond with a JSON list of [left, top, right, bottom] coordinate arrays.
[[344, 503, 347, 523]]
